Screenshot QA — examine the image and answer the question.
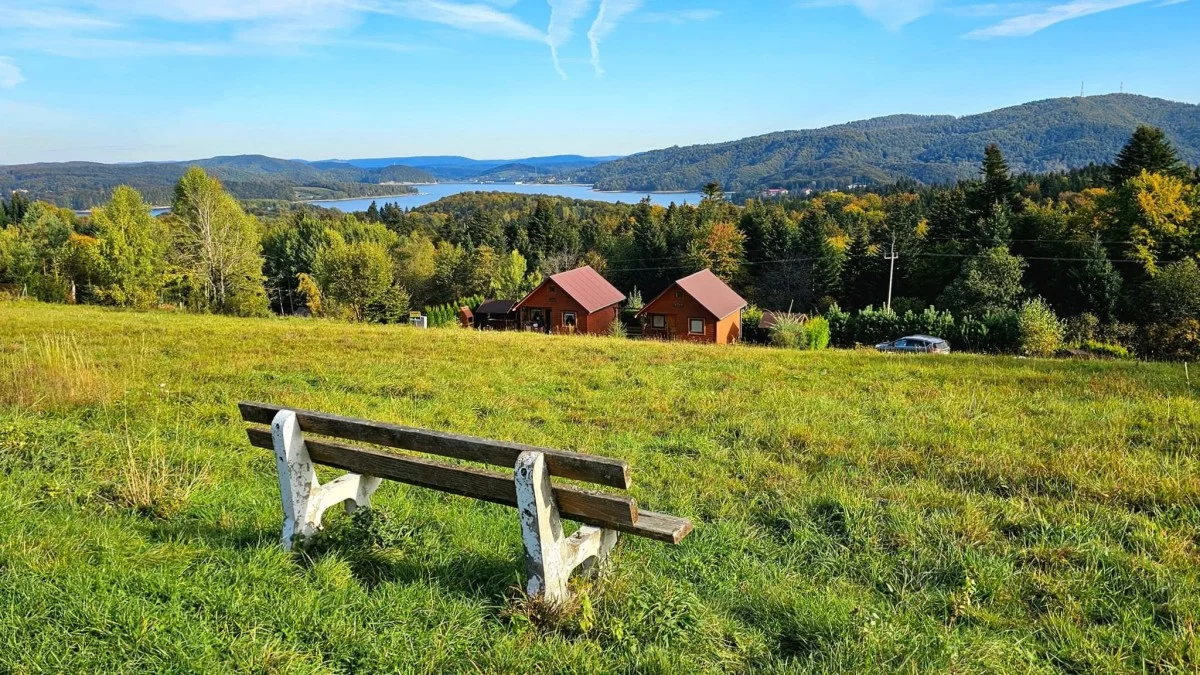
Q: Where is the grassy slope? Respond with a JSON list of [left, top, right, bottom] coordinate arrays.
[[1, 302, 1197, 673]]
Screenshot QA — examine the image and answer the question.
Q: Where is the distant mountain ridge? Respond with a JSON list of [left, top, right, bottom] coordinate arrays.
[[0, 155, 435, 209], [571, 94, 1200, 192], [319, 154, 621, 181]]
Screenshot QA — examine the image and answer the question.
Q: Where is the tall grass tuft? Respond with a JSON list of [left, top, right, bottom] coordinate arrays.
[[0, 333, 106, 410], [103, 439, 210, 520]]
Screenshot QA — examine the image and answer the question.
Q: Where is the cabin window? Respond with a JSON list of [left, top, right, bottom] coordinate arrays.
[[651, 314, 666, 329], [689, 317, 705, 335], [549, 284, 558, 293], [674, 290, 683, 299], [562, 311, 577, 327]]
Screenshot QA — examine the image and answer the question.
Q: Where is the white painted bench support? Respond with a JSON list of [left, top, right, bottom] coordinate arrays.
[[515, 450, 619, 605], [271, 409, 382, 550]]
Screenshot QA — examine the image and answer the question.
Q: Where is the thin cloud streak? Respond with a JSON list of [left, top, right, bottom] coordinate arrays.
[[0, 57, 25, 88], [587, 0, 641, 76], [637, 8, 720, 23], [965, 0, 1155, 37], [9, 8, 121, 29], [547, 0, 595, 79], [798, 0, 938, 30], [373, 0, 545, 41]]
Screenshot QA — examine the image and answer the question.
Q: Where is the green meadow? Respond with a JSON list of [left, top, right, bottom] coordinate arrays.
[[1, 301, 1197, 673]]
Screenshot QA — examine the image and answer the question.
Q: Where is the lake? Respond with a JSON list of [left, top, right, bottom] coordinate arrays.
[[306, 182, 703, 211]]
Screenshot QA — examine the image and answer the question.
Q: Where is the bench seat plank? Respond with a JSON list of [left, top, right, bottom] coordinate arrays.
[[240, 402, 631, 490], [246, 428, 644, 530]]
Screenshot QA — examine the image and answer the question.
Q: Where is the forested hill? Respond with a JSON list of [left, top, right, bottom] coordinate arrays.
[[0, 155, 435, 209], [571, 94, 1200, 192]]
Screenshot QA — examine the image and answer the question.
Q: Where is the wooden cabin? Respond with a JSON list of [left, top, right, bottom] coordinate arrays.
[[472, 299, 518, 330], [512, 266, 625, 335], [636, 269, 747, 344]]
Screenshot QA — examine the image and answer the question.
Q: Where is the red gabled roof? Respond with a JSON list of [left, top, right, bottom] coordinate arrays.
[[514, 265, 625, 314], [637, 269, 747, 320]]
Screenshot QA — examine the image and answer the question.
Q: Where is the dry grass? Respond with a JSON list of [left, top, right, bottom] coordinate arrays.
[[0, 333, 107, 410], [103, 439, 211, 519]]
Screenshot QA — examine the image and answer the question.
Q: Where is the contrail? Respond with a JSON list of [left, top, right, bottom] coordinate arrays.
[[587, 0, 640, 76], [546, 0, 594, 79]]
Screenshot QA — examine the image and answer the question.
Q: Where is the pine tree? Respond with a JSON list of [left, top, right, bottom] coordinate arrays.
[[974, 143, 1015, 212], [1111, 126, 1188, 185], [1066, 236, 1122, 321], [795, 211, 843, 308], [364, 201, 380, 222], [839, 233, 882, 310]]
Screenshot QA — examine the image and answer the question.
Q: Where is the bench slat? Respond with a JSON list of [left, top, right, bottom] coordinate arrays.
[[240, 402, 631, 490], [246, 428, 643, 530], [611, 509, 693, 545]]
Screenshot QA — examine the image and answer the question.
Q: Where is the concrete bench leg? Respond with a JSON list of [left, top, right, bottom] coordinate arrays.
[[515, 450, 619, 605], [271, 410, 382, 550]]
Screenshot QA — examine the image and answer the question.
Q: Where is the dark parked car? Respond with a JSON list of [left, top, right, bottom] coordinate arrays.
[[875, 335, 951, 354]]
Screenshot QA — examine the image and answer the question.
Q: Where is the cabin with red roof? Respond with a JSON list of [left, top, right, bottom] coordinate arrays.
[[512, 265, 625, 335], [636, 269, 747, 344]]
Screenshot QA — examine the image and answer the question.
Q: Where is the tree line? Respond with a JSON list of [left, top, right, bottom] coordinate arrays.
[[3, 126, 1199, 359]]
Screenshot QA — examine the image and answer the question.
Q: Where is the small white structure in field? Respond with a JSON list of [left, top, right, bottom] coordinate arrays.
[[271, 410, 381, 549], [515, 451, 618, 603]]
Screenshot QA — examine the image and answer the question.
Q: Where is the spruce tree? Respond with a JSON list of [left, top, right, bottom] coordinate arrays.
[[794, 212, 843, 309], [839, 233, 882, 310], [1111, 126, 1188, 185], [1066, 236, 1122, 321], [974, 143, 1016, 212]]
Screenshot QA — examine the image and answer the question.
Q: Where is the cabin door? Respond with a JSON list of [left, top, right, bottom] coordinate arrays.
[[525, 307, 551, 333]]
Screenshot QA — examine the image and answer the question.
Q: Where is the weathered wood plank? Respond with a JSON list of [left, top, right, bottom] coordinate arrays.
[[239, 402, 631, 490], [246, 428, 640, 528], [616, 509, 693, 545]]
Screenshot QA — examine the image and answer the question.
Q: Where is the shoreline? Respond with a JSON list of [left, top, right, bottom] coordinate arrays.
[[299, 191, 420, 203]]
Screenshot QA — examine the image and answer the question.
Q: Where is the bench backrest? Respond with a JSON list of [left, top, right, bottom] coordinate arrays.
[[238, 402, 691, 544]]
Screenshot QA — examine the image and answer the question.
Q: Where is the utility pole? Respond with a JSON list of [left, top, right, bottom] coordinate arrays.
[[884, 231, 899, 312]]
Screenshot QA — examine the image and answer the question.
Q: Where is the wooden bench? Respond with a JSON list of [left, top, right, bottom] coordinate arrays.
[[238, 402, 693, 604]]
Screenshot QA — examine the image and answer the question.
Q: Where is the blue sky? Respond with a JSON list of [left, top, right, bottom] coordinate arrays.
[[0, 0, 1196, 164]]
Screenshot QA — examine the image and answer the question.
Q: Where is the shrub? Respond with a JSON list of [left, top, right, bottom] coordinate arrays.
[[1063, 313, 1099, 345], [295, 273, 322, 317], [425, 294, 484, 328], [363, 286, 411, 324], [1017, 298, 1064, 357], [1078, 340, 1132, 359], [1140, 319, 1200, 361], [769, 314, 806, 349], [607, 317, 626, 339], [824, 304, 851, 347], [626, 287, 644, 312], [742, 304, 764, 330], [803, 316, 831, 350]]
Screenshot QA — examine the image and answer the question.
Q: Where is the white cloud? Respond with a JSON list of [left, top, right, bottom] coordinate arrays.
[[546, 0, 595, 79], [637, 8, 720, 23], [9, 8, 120, 29], [0, 57, 25, 88], [374, 0, 545, 41], [798, 0, 938, 29], [587, 0, 641, 76], [964, 0, 1153, 37]]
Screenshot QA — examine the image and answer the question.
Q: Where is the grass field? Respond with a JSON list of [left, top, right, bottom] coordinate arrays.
[[1, 301, 1198, 673]]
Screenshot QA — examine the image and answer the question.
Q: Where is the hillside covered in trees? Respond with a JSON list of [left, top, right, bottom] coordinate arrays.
[[0, 155, 434, 209], [572, 94, 1200, 192], [3, 125, 1200, 359]]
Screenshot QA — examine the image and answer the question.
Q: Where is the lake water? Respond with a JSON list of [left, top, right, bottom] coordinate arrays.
[[306, 182, 703, 212]]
